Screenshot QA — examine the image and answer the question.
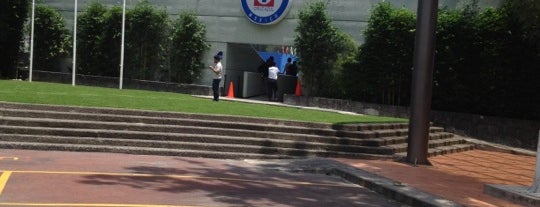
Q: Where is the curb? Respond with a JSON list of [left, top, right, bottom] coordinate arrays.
[[248, 158, 463, 207]]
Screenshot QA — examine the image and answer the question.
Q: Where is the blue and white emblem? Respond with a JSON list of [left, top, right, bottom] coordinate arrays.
[[241, 0, 291, 25]]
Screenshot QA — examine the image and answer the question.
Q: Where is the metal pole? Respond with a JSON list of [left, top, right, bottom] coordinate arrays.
[[72, 0, 78, 86], [119, 0, 126, 89], [406, 0, 438, 165], [29, 0, 35, 82]]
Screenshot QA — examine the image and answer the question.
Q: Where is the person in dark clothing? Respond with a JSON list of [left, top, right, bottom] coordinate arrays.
[[286, 61, 298, 76], [284, 58, 292, 75]]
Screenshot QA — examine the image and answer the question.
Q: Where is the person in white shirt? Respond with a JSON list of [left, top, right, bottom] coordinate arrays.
[[267, 62, 280, 101], [209, 52, 223, 101]]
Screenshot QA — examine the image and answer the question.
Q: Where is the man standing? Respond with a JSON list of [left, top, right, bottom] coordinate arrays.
[[267, 62, 280, 101], [209, 51, 223, 101]]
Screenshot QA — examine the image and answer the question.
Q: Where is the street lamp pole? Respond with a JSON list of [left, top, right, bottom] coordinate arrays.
[[407, 0, 439, 165]]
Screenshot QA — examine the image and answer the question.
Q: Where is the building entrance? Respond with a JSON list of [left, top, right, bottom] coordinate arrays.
[[224, 43, 297, 99]]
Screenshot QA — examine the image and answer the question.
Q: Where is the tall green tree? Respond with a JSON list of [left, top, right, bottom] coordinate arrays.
[[125, 1, 170, 81], [77, 2, 107, 76], [294, 2, 348, 96], [0, 0, 29, 79], [497, 0, 540, 119], [33, 4, 71, 72], [99, 6, 123, 77], [502, 0, 540, 50], [170, 11, 209, 84], [347, 3, 415, 105]]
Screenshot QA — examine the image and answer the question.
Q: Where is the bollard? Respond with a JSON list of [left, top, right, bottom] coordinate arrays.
[[529, 129, 540, 193]]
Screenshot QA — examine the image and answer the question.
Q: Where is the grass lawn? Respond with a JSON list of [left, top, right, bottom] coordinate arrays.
[[0, 80, 406, 124]]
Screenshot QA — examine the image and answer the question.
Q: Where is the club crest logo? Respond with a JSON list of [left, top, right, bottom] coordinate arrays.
[[241, 0, 291, 25], [254, 0, 274, 7]]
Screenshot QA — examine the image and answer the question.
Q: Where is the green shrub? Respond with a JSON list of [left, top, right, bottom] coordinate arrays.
[[33, 4, 71, 71], [346, 3, 415, 105], [353, 1, 539, 120], [0, 0, 29, 79], [77, 2, 107, 76], [170, 11, 209, 83], [124, 1, 170, 81], [294, 2, 352, 96]]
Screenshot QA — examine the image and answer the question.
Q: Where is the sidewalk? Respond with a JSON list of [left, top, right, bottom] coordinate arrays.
[[336, 149, 535, 207], [212, 95, 537, 206]]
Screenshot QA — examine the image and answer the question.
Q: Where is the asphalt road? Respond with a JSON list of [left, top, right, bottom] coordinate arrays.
[[0, 149, 406, 207]]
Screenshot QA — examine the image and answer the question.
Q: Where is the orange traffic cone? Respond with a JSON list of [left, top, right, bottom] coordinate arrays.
[[227, 81, 235, 99], [295, 79, 302, 96]]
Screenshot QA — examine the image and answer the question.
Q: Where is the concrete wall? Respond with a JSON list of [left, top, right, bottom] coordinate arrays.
[[43, 0, 502, 44], [31, 70, 212, 95], [40, 0, 502, 86]]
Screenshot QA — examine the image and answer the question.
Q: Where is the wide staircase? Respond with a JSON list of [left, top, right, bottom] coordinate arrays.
[[0, 102, 475, 160]]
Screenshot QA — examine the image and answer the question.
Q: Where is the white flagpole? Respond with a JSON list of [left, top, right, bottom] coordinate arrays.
[[72, 0, 78, 86], [119, 0, 126, 89], [29, 0, 35, 82]]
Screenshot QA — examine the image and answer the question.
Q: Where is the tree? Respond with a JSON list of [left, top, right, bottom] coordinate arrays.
[[33, 4, 71, 72], [77, 2, 107, 76], [0, 0, 28, 79], [170, 10, 209, 83], [349, 3, 415, 105], [502, 0, 540, 50], [294, 2, 349, 96], [125, 1, 170, 81], [97, 6, 124, 77]]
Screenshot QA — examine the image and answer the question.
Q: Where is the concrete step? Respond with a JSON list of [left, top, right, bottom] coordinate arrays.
[[0, 108, 408, 139], [389, 138, 472, 153], [1, 102, 409, 132], [0, 122, 396, 148], [361, 132, 455, 146], [395, 144, 476, 158], [0, 101, 470, 159], [0, 133, 396, 155], [0, 138, 396, 160], [0, 141, 296, 159]]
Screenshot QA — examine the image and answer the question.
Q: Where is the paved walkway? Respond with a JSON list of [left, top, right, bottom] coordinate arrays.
[[336, 149, 535, 207], [0, 149, 404, 207], [0, 148, 535, 206], [217, 95, 537, 206]]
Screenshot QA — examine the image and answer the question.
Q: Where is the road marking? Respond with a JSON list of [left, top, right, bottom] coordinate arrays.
[[0, 157, 19, 161], [1, 169, 358, 188], [0, 203, 201, 207], [0, 171, 12, 195]]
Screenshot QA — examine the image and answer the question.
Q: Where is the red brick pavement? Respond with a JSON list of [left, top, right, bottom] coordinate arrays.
[[336, 150, 535, 207]]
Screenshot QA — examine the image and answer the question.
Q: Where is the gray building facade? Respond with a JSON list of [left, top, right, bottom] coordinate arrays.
[[41, 0, 501, 95]]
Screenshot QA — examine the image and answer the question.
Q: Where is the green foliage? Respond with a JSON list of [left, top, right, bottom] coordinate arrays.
[[76, 2, 210, 82], [0, 0, 29, 79], [99, 6, 123, 77], [352, 1, 539, 120], [170, 11, 209, 83], [33, 4, 71, 71], [77, 4, 123, 77], [77, 2, 107, 76], [125, 1, 170, 81], [345, 3, 415, 105], [501, 0, 540, 50], [294, 2, 350, 96]]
